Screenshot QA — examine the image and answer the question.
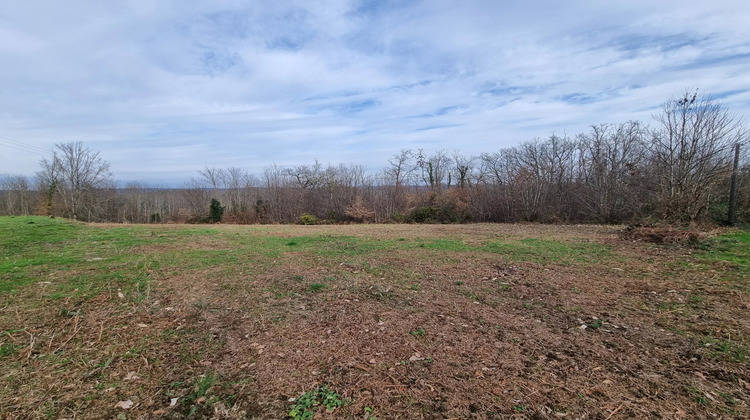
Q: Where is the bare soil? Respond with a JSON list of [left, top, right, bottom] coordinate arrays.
[[1, 223, 748, 419]]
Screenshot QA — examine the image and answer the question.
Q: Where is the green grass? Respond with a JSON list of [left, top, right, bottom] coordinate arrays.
[[702, 337, 750, 363], [306, 283, 326, 293], [0, 342, 19, 358], [1, 217, 163, 297], [486, 238, 611, 264], [1, 216, 618, 301], [696, 230, 750, 275]]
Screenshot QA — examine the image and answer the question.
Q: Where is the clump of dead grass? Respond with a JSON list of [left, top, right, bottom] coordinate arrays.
[[620, 225, 711, 245]]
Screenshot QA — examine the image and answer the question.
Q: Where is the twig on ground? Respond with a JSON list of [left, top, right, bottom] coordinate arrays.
[[53, 316, 81, 353], [24, 330, 35, 359], [605, 403, 624, 420], [47, 332, 55, 350]]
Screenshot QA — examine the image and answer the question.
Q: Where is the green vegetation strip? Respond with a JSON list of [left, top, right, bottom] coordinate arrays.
[[2, 216, 614, 298]]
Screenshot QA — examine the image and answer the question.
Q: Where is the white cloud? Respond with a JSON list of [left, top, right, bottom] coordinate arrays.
[[1, 0, 749, 184]]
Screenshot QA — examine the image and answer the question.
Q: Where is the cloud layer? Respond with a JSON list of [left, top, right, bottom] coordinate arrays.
[[2, 0, 749, 185]]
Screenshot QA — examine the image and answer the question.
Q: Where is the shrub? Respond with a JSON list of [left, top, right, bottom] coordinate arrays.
[[298, 213, 319, 225], [345, 196, 376, 222], [410, 206, 438, 223], [208, 199, 225, 223]]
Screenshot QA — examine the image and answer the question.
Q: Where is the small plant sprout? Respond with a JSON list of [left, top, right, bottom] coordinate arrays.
[[410, 328, 426, 337], [289, 385, 345, 419]]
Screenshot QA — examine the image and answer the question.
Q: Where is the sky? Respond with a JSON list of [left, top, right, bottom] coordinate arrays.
[[1, 0, 749, 186]]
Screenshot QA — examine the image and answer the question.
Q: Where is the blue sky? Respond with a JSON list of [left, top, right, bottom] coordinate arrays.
[[1, 0, 749, 185]]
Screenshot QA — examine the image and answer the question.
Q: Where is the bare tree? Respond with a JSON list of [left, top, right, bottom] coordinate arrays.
[[0, 175, 35, 216], [650, 90, 746, 223], [198, 166, 224, 190], [37, 141, 113, 221], [286, 161, 323, 189], [385, 149, 416, 188], [577, 122, 646, 223]]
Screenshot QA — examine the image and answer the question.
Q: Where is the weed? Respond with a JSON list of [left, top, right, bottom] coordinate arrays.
[[0, 343, 19, 358], [289, 385, 345, 419], [307, 283, 326, 293], [587, 319, 604, 330], [513, 405, 527, 412], [463, 290, 480, 301], [455, 281, 464, 285], [410, 328, 426, 337], [364, 406, 378, 420], [183, 372, 217, 416], [718, 391, 736, 405], [94, 356, 113, 369], [687, 385, 710, 406]]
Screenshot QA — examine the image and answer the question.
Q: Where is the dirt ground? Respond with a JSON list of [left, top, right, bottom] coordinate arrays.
[[1, 222, 748, 419]]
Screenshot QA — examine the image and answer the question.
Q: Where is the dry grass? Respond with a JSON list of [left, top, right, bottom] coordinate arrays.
[[1, 218, 748, 419]]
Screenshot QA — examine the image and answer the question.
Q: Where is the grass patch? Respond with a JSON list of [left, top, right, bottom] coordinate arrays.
[[695, 230, 750, 275], [0, 217, 174, 296], [0, 342, 19, 358], [702, 337, 750, 363], [485, 238, 611, 264], [306, 283, 326, 293]]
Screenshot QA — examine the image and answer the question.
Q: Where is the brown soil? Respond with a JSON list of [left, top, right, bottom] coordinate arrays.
[[1, 223, 748, 419]]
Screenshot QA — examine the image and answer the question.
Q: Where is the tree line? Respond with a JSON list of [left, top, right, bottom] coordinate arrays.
[[1, 90, 748, 225]]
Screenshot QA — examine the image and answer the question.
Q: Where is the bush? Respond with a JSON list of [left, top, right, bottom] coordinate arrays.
[[404, 189, 473, 224], [208, 198, 225, 223], [408, 202, 472, 224], [345, 197, 376, 222], [298, 213, 319, 225], [410, 206, 438, 223]]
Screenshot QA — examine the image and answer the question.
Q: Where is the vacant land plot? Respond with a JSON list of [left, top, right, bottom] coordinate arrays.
[[1, 217, 749, 419]]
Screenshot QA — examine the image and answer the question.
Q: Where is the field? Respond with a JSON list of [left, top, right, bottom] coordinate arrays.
[[1, 217, 749, 419]]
